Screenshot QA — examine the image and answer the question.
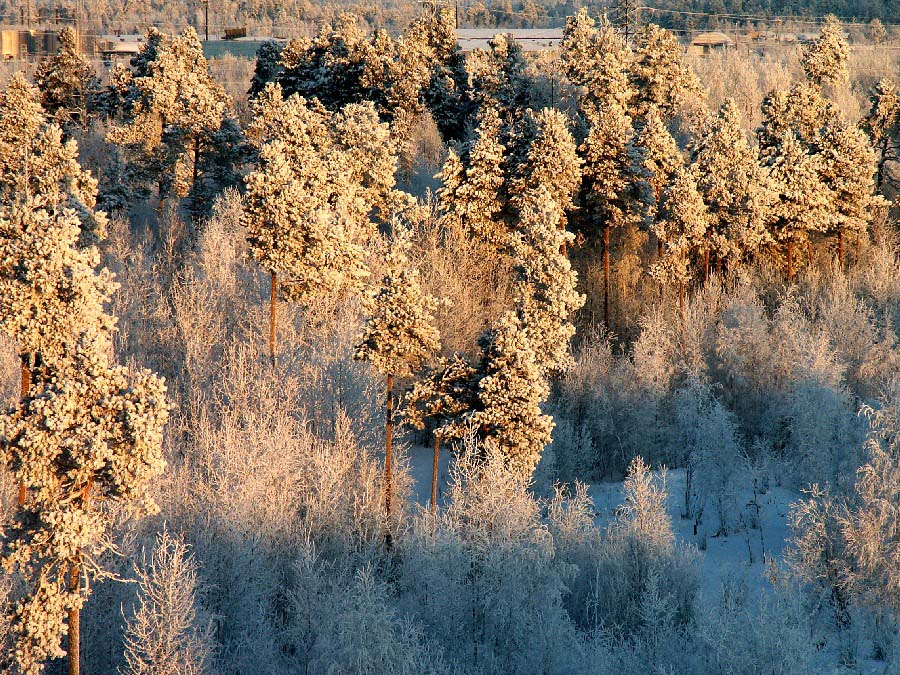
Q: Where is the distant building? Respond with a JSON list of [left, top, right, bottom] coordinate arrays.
[[688, 31, 734, 55], [96, 34, 144, 62], [455, 28, 563, 52]]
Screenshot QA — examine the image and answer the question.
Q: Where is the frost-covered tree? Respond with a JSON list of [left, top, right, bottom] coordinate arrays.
[[632, 104, 682, 252], [34, 26, 96, 132], [244, 85, 394, 363], [512, 108, 581, 252], [468, 311, 553, 478], [467, 33, 532, 125], [355, 225, 440, 524], [758, 82, 839, 152], [405, 355, 478, 512], [559, 10, 632, 120], [580, 100, 640, 326], [419, 8, 471, 142], [763, 131, 832, 282], [511, 187, 584, 376], [801, 15, 850, 88], [691, 98, 773, 272], [862, 78, 899, 192], [819, 117, 885, 268], [616, 456, 672, 550], [249, 39, 284, 99], [122, 529, 214, 675], [650, 168, 711, 311], [630, 23, 703, 122], [0, 74, 105, 245], [107, 28, 235, 215], [437, 106, 507, 247]]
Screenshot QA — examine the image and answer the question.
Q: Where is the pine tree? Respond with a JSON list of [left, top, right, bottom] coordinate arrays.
[[469, 311, 553, 479], [249, 39, 285, 99], [0, 74, 106, 245], [758, 82, 839, 152], [511, 187, 584, 376], [630, 23, 703, 122], [34, 26, 96, 132], [691, 98, 773, 273], [467, 33, 532, 124], [559, 10, 632, 121], [801, 15, 850, 89], [649, 167, 711, 312], [355, 225, 441, 527], [862, 78, 899, 192], [244, 84, 397, 364], [819, 117, 885, 268], [580, 100, 639, 327], [107, 28, 233, 215], [420, 8, 471, 142], [763, 131, 833, 283], [437, 106, 507, 247], [405, 354, 479, 512], [512, 108, 582, 238], [0, 144, 167, 675], [632, 104, 682, 253]]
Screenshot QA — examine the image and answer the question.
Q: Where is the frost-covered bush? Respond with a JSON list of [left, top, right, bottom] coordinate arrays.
[[121, 528, 215, 675]]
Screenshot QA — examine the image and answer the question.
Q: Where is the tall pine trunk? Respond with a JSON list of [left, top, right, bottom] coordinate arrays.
[[603, 222, 611, 329], [269, 271, 277, 367], [384, 374, 394, 546], [678, 281, 685, 318], [17, 355, 30, 506], [431, 434, 439, 514], [68, 557, 81, 675]]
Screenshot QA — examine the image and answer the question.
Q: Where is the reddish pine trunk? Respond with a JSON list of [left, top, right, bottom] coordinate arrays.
[[269, 271, 277, 367], [385, 374, 394, 546], [431, 434, 439, 514], [17, 357, 30, 506], [603, 223, 611, 329], [703, 249, 710, 283], [68, 558, 81, 675]]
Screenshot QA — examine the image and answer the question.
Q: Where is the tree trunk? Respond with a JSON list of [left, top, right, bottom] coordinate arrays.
[[703, 249, 710, 283], [385, 376, 394, 514], [837, 230, 844, 271], [431, 434, 440, 515], [385, 374, 394, 547], [192, 136, 200, 193], [786, 240, 794, 284], [17, 356, 30, 507], [269, 271, 277, 367], [68, 557, 81, 675], [875, 136, 887, 191], [603, 222, 610, 330], [678, 281, 685, 318]]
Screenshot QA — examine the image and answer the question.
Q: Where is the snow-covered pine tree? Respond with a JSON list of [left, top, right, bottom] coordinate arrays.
[[819, 116, 885, 268], [630, 23, 703, 122], [801, 15, 850, 89], [1, 331, 168, 675], [862, 78, 899, 192], [469, 311, 553, 479], [0, 74, 106, 245], [0, 153, 167, 675], [511, 108, 582, 243], [355, 225, 441, 525], [437, 106, 507, 247], [249, 39, 285, 99], [34, 26, 96, 132], [405, 354, 478, 512], [559, 10, 632, 122], [763, 130, 833, 282], [511, 186, 584, 376], [467, 33, 532, 126], [691, 98, 773, 273], [419, 8, 471, 142], [632, 104, 683, 254], [107, 28, 233, 216], [580, 99, 640, 327], [758, 81, 839, 152], [649, 167, 711, 312]]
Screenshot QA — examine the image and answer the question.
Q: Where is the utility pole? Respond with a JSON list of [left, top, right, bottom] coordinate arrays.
[[615, 0, 642, 43], [201, 0, 210, 41]]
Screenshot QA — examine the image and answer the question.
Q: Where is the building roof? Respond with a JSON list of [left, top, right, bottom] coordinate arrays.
[[691, 31, 734, 47], [455, 27, 563, 52]]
